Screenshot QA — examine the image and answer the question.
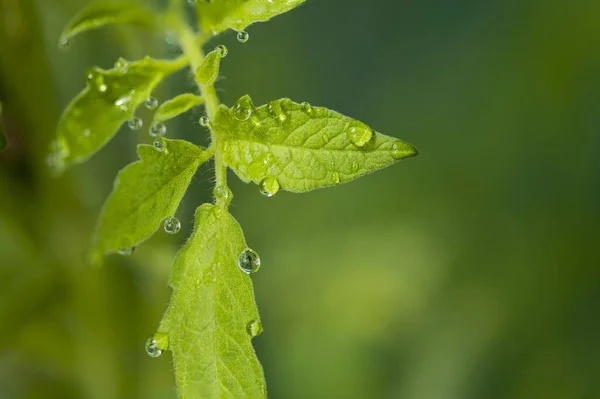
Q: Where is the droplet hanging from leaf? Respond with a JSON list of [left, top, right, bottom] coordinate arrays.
[[237, 248, 261, 274], [164, 217, 181, 235]]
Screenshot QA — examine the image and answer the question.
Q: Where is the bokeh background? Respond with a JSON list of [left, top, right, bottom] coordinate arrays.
[[1, 0, 600, 398]]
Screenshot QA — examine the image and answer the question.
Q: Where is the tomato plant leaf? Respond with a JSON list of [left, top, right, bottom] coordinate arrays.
[[153, 93, 205, 124], [195, 46, 226, 85], [195, 0, 305, 34], [212, 96, 418, 193], [157, 204, 266, 398], [52, 57, 184, 173], [91, 139, 210, 264], [59, 0, 158, 45]]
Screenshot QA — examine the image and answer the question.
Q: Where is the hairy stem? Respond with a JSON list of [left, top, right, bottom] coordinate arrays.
[[174, 13, 228, 206]]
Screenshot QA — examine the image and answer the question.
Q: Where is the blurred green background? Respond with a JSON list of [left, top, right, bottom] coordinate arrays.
[[1, 0, 600, 398]]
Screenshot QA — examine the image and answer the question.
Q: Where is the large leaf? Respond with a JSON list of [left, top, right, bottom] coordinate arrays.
[[52, 57, 183, 172], [91, 139, 210, 264], [195, 0, 305, 34], [156, 204, 266, 398], [212, 96, 418, 194], [59, 1, 158, 45]]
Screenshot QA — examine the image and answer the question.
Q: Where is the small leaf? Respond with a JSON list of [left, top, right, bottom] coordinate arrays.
[[153, 94, 205, 124], [196, 0, 305, 34], [52, 57, 183, 172], [212, 96, 418, 193], [158, 204, 266, 398], [59, 1, 158, 44], [91, 139, 210, 263], [195, 47, 225, 85]]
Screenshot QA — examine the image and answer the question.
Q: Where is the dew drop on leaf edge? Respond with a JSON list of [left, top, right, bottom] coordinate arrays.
[[237, 31, 249, 43], [118, 247, 136, 256], [164, 217, 181, 234], [233, 96, 254, 121], [216, 44, 228, 58], [199, 116, 210, 127], [145, 332, 169, 358], [346, 121, 373, 147], [237, 248, 261, 274], [114, 57, 129, 73], [247, 320, 263, 338], [153, 138, 166, 152], [259, 177, 280, 197]]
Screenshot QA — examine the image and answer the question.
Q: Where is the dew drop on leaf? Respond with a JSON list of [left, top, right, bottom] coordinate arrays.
[[164, 217, 181, 234], [346, 121, 373, 147], [216, 44, 228, 58], [301, 101, 312, 114], [259, 177, 280, 197], [114, 57, 129, 73], [332, 172, 341, 185], [149, 122, 167, 137], [58, 36, 70, 50], [86, 69, 108, 93], [118, 247, 136, 255], [145, 97, 159, 110], [391, 142, 405, 160], [153, 138, 166, 152], [199, 116, 210, 127], [213, 185, 233, 205], [247, 320, 263, 338], [237, 31, 249, 43], [237, 248, 261, 274], [145, 332, 169, 358], [233, 96, 254, 121], [128, 117, 143, 131]]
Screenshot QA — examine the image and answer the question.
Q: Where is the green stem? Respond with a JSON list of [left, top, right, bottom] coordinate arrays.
[[175, 15, 229, 206]]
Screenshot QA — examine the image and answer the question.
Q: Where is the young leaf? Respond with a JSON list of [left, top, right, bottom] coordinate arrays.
[[52, 57, 183, 172], [153, 94, 205, 124], [212, 96, 419, 193], [59, 1, 158, 45], [91, 139, 210, 264], [196, 0, 305, 34], [195, 46, 226, 85], [157, 204, 266, 398]]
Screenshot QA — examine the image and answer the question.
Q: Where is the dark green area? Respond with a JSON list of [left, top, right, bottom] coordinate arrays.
[[1, 0, 599, 398]]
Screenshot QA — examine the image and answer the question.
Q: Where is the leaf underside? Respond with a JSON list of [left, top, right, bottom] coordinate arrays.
[[91, 139, 208, 264], [159, 204, 266, 398], [60, 0, 158, 43], [53, 57, 179, 171], [212, 97, 419, 193], [196, 0, 305, 33]]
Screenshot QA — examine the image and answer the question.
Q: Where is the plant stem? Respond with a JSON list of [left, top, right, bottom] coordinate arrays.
[[175, 15, 229, 207]]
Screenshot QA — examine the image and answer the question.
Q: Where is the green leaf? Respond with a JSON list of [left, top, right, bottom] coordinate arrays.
[[59, 1, 158, 45], [212, 96, 419, 193], [52, 57, 183, 172], [195, 46, 226, 85], [91, 139, 210, 264], [196, 0, 305, 34], [153, 94, 205, 124], [157, 204, 266, 398]]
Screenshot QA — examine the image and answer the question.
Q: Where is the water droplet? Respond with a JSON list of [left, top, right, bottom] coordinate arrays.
[[149, 122, 167, 137], [118, 247, 136, 256], [346, 121, 373, 147], [128, 117, 143, 131], [267, 101, 286, 123], [301, 102, 312, 114], [351, 160, 359, 172], [114, 57, 129, 73], [58, 36, 70, 50], [145, 332, 169, 358], [259, 177, 280, 197], [322, 134, 329, 144], [216, 44, 228, 58], [237, 31, 249, 43], [187, 0, 197, 5], [153, 138, 166, 152], [164, 217, 181, 234], [213, 185, 233, 205], [199, 116, 210, 127], [391, 142, 407, 160], [247, 320, 263, 337], [233, 96, 254, 121], [237, 248, 261, 274], [145, 97, 159, 110], [332, 172, 341, 185], [86, 69, 108, 93]]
